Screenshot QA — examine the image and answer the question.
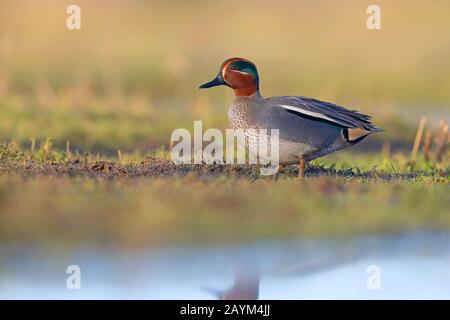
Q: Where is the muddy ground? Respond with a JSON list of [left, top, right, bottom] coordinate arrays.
[[0, 157, 439, 181]]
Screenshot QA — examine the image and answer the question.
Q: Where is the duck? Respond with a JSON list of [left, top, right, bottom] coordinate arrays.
[[199, 57, 381, 177]]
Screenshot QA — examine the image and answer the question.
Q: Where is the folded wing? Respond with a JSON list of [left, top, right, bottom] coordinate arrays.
[[269, 96, 381, 132]]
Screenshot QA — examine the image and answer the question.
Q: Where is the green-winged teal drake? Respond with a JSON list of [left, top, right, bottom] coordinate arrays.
[[199, 58, 381, 177]]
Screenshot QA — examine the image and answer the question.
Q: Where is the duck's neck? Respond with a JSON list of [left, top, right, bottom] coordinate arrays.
[[233, 84, 261, 97], [233, 88, 263, 100]]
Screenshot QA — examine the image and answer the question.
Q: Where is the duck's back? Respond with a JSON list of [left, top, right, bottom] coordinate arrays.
[[228, 95, 343, 146]]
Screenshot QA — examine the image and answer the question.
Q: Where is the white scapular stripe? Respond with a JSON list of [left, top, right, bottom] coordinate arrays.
[[279, 104, 341, 125]]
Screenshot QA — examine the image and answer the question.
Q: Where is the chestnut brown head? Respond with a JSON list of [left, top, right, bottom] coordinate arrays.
[[199, 58, 259, 96]]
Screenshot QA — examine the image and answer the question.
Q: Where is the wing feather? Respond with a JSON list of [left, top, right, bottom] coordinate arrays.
[[269, 96, 381, 132]]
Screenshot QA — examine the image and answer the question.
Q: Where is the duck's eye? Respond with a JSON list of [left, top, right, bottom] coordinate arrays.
[[230, 66, 239, 71]]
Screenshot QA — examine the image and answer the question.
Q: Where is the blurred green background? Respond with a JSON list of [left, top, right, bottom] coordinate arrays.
[[0, 0, 448, 154]]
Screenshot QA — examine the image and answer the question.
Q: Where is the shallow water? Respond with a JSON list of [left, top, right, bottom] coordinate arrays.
[[1, 232, 450, 299]]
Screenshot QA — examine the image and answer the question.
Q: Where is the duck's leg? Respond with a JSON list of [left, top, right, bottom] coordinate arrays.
[[298, 157, 305, 178], [277, 164, 285, 179]]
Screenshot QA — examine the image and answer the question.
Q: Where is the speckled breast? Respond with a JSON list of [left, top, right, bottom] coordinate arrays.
[[228, 100, 261, 156]]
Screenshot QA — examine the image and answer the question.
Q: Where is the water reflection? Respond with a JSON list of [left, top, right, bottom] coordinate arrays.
[[1, 231, 450, 299], [202, 265, 260, 300]]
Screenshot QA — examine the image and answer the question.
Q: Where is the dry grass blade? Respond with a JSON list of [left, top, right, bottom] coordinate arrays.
[[411, 116, 426, 163], [423, 130, 431, 162], [434, 120, 449, 162]]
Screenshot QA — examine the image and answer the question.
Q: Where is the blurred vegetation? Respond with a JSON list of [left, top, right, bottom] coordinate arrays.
[[0, 0, 449, 153], [0, 171, 448, 249], [0, 142, 448, 248]]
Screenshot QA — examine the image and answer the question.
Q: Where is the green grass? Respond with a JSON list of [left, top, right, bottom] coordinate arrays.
[[0, 143, 448, 249]]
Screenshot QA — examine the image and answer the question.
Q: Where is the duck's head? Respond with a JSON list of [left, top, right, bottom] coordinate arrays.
[[199, 58, 259, 97]]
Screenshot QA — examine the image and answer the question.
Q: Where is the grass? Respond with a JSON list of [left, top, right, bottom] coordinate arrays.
[[0, 142, 448, 249]]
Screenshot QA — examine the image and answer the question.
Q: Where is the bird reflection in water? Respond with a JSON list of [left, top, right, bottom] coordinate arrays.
[[202, 265, 260, 300]]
